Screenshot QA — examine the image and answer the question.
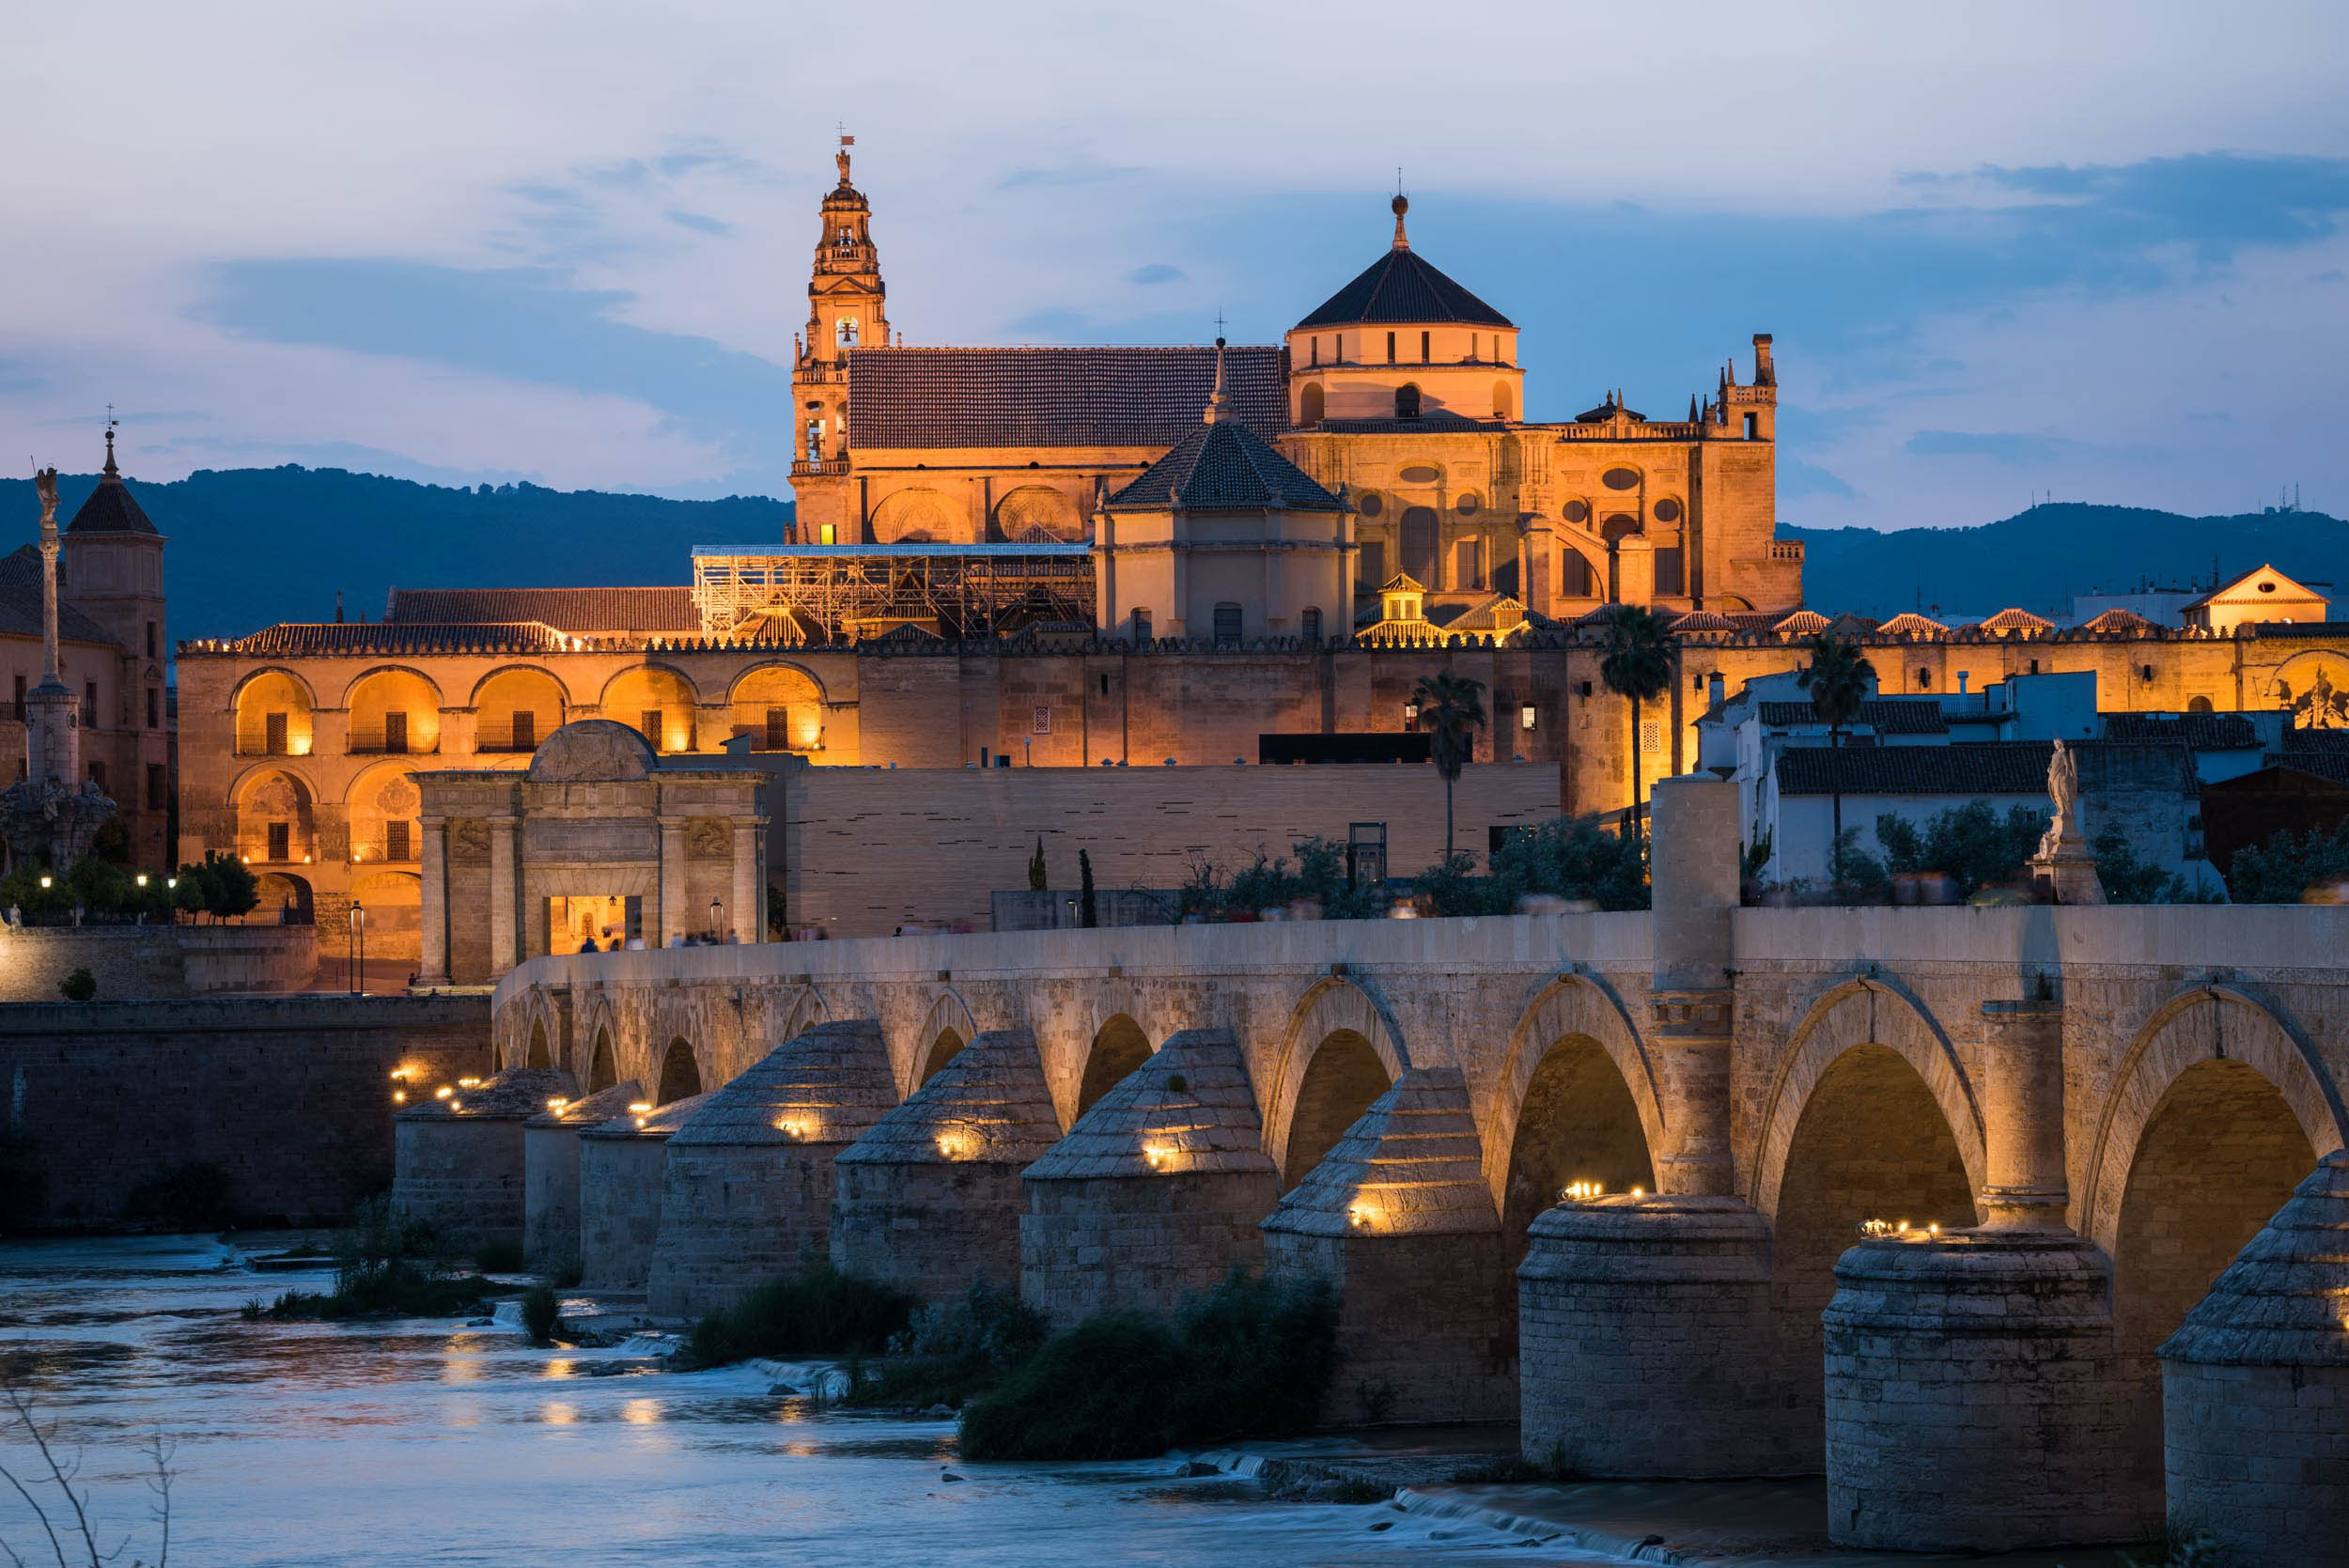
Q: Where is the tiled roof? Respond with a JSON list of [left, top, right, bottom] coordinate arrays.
[[1296, 244, 1512, 330], [844, 345, 1285, 449], [1670, 611, 1742, 631], [1773, 610, 1832, 635], [1979, 607, 2055, 630], [67, 463, 160, 536], [1102, 416, 1342, 512], [1876, 612, 1948, 637], [1823, 612, 1882, 636], [199, 621, 573, 657], [1775, 740, 2058, 797], [0, 587, 117, 645], [2103, 711, 2261, 749], [2248, 621, 2349, 639], [2080, 608, 2159, 633], [385, 586, 700, 633], [1757, 699, 1950, 736], [2263, 751, 2349, 787], [0, 545, 36, 588]]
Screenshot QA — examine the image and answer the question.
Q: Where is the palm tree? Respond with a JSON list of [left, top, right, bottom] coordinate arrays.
[[1797, 633, 1879, 883], [1411, 671, 1487, 856], [1595, 604, 1677, 843]]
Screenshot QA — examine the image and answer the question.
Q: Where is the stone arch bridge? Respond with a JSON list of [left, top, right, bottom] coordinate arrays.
[[479, 779, 2349, 1554]]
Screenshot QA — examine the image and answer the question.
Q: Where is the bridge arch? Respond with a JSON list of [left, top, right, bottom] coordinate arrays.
[[576, 990, 620, 1091], [782, 986, 830, 1044], [915, 990, 980, 1087], [1265, 977, 1407, 1187], [655, 1035, 705, 1105], [1076, 1013, 1153, 1120], [1489, 972, 1665, 1261], [1750, 976, 1984, 1219]]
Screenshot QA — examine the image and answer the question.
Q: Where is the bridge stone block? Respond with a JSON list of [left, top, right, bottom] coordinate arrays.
[[577, 1092, 707, 1290], [1263, 1066, 1512, 1423], [1824, 1231, 2143, 1550], [647, 1020, 895, 1321], [1518, 1195, 1801, 1476], [391, 1066, 575, 1248], [522, 1079, 642, 1271], [2161, 1150, 2349, 1563], [832, 1029, 1062, 1302], [1020, 1028, 1279, 1327]]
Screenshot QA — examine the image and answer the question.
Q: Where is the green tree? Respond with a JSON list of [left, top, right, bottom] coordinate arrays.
[[1027, 837, 1048, 893], [2227, 820, 2349, 903], [1594, 605, 1678, 844], [1875, 802, 2046, 897], [1797, 634, 1879, 883], [1078, 849, 1097, 928], [1410, 671, 1487, 856], [177, 851, 259, 924]]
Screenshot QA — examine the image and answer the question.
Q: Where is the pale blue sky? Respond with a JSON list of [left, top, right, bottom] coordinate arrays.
[[6, 1, 2349, 531]]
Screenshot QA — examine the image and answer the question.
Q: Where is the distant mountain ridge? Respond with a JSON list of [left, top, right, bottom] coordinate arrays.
[[1787, 503, 2349, 621], [2, 465, 795, 644], [5, 467, 2337, 646]]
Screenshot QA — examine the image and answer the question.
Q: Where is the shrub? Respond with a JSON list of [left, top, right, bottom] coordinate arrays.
[[1875, 802, 2044, 896], [2228, 819, 2349, 903], [473, 1238, 527, 1274], [847, 1278, 1047, 1410], [959, 1269, 1339, 1461], [258, 1196, 494, 1321], [521, 1284, 562, 1345], [57, 968, 97, 1002], [678, 1259, 916, 1369], [551, 1255, 584, 1289]]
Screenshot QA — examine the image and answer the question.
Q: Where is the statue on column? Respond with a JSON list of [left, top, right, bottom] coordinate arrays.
[[2029, 738, 2104, 905], [2, 462, 118, 875]]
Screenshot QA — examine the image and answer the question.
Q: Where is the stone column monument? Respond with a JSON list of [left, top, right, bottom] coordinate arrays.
[[2029, 738, 2105, 905], [0, 467, 116, 871]]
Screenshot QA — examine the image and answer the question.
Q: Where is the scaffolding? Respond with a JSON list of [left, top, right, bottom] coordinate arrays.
[[690, 542, 1097, 642]]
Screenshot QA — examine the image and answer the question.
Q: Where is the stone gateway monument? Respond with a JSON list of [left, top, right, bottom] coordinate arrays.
[[0, 466, 115, 872]]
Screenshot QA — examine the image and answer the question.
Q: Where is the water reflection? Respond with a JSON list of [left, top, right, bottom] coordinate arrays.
[[0, 1234, 1608, 1567]]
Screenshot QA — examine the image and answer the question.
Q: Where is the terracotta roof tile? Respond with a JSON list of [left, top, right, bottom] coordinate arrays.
[[1978, 607, 2054, 630], [1103, 418, 1341, 512], [845, 345, 1285, 449], [203, 621, 573, 656], [385, 586, 699, 633], [1775, 739, 2057, 796], [2103, 711, 2260, 749], [1757, 699, 1949, 736]]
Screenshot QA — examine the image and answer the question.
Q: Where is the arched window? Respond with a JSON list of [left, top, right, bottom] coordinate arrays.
[[1213, 603, 1243, 646], [1395, 383, 1422, 419], [1299, 382, 1325, 424], [2187, 695, 2215, 714], [1493, 380, 1514, 420], [1300, 607, 1323, 644]]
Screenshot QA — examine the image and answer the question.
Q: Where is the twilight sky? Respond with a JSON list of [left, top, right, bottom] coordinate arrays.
[[6, 1, 2349, 532]]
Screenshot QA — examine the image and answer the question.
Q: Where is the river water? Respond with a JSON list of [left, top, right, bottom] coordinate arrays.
[[0, 1235, 1612, 1566]]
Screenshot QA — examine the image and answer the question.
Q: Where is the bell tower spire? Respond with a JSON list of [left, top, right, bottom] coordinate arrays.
[[792, 133, 892, 539]]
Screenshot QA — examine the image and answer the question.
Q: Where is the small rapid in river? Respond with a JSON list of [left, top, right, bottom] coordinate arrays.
[[0, 1234, 1619, 1566]]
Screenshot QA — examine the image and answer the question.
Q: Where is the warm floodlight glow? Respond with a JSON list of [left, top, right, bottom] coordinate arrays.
[[1142, 1144, 1173, 1171], [458, 1077, 482, 1088], [1347, 1204, 1375, 1230], [628, 1101, 652, 1114], [1560, 1180, 1603, 1203], [434, 1085, 453, 1099], [392, 1091, 406, 1104], [1630, 1187, 1645, 1198], [546, 1097, 569, 1112]]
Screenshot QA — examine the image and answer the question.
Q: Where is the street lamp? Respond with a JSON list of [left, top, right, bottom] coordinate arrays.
[[349, 901, 366, 996], [708, 896, 723, 939]]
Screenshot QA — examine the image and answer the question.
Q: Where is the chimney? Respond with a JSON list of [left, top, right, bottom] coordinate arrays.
[[1751, 334, 1775, 386], [1705, 671, 1725, 710], [1957, 672, 1969, 695]]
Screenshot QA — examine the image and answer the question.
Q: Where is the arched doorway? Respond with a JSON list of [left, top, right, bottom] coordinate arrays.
[[1501, 1033, 1656, 1269], [657, 1037, 702, 1104], [587, 1031, 617, 1094], [922, 1027, 966, 1085], [1400, 506, 1439, 583], [1282, 1029, 1392, 1190], [1078, 1015, 1151, 1118], [527, 1019, 550, 1069], [2111, 1057, 2316, 1490], [1768, 1044, 1978, 1465], [252, 872, 313, 924]]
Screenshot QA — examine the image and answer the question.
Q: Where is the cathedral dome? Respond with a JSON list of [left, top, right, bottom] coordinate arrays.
[[1294, 195, 1512, 331]]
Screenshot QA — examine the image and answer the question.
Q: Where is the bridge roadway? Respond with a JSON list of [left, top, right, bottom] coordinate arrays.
[[471, 779, 2349, 1555]]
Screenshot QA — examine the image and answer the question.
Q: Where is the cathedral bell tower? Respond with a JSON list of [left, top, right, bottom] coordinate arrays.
[[791, 133, 889, 527]]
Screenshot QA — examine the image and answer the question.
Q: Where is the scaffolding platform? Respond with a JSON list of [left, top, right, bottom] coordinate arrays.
[[690, 542, 1097, 642]]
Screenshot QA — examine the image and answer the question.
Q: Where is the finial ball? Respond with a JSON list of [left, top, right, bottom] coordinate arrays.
[[1392, 194, 1408, 217], [1214, 335, 1225, 349]]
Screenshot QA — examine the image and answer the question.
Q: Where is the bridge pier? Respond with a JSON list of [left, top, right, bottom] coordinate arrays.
[[2160, 1150, 2349, 1563], [392, 1066, 574, 1247], [1019, 1028, 1280, 1327], [524, 1079, 642, 1271], [648, 1020, 895, 1321], [1263, 1066, 1513, 1424], [832, 1029, 1062, 1302], [1823, 998, 2145, 1550], [577, 1093, 705, 1290]]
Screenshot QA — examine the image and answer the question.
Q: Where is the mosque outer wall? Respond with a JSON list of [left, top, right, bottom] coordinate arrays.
[[0, 993, 490, 1226], [174, 624, 2349, 958], [0, 924, 316, 1002]]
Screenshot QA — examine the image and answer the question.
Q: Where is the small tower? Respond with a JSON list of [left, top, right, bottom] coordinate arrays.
[[0, 461, 116, 872], [792, 134, 890, 480]]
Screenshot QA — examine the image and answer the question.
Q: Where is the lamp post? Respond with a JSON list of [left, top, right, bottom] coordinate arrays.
[[350, 901, 366, 996], [708, 896, 723, 939]]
